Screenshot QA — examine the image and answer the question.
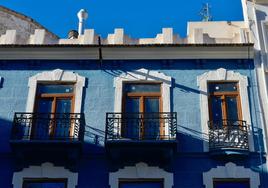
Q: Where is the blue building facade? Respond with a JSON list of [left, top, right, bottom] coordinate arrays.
[[0, 43, 266, 188]]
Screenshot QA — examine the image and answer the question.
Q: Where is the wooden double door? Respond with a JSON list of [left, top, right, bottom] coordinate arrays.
[[32, 84, 74, 139], [123, 83, 163, 139]]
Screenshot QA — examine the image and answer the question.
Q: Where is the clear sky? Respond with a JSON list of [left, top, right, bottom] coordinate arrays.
[[1, 0, 244, 38]]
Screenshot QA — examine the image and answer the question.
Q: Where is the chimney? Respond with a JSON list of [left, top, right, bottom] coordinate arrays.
[[77, 9, 88, 35]]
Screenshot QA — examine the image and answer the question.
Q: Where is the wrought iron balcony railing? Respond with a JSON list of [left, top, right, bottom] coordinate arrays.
[[11, 113, 85, 141], [105, 112, 177, 141], [208, 120, 249, 151]]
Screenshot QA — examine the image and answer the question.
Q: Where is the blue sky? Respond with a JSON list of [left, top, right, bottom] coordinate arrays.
[[1, 0, 244, 38]]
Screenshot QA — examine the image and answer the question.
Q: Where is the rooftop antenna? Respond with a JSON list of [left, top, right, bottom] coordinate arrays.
[[200, 3, 212, 22], [77, 9, 88, 35]]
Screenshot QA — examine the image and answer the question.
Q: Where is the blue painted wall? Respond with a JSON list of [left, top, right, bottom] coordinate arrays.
[[0, 59, 266, 188]]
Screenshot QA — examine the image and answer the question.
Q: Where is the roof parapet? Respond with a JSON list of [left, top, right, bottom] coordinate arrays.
[[187, 21, 252, 44], [253, 0, 268, 4], [0, 21, 252, 45], [0, 30, 17, 44]]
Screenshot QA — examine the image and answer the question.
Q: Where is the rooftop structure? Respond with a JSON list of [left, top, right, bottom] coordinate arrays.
[[0, 21, 251, 45]]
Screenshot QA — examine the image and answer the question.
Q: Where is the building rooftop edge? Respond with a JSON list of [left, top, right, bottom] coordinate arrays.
[[0, 43, 254, 48], [0, 17, 252, 45], [0, 5, 59, 39]]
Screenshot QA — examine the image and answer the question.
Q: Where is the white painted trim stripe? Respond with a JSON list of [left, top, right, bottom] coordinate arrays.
[[0, 46, 253, 60]]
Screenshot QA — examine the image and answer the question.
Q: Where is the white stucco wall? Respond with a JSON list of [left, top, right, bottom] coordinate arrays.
[[242, 0, 268, 155]]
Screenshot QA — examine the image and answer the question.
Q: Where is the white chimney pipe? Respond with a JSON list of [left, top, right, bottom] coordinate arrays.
[[77, 9, 88, 35]]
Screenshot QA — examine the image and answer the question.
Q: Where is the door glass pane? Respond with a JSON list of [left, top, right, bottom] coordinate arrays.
[[56, 99, 71, 113], [124, 98, 140, 139], [211, 96, 223, 125], [226, 96, 239, 122], [124, 84, 161, 93], [145, 98, 159, 113], [34, 98, 53, 139], [214, 181, 249, 188], [144, 98, 160, 139], [24, 182, 66, 188], [55, 99, 72, 139], [209, 82, 238, 92], [37, 98, 53, 113], [125, 98, 140, 113], [37, 84, 74, 94], [120, 182, 162, 188]]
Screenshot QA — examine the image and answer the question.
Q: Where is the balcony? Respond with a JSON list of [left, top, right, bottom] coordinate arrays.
[[208, 120, 249, 158], [10, 113, 85, 170], [105, 112, 177, 162]]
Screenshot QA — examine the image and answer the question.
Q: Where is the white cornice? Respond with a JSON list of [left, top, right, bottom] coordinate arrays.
[[0, 46, 253, 60]]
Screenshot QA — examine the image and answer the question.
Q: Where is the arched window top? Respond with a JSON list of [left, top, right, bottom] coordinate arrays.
[[113, 68, 172, 112], [26, 69, 85, 113], [203, 162, 260, 188], [12, 163, 78, 188]]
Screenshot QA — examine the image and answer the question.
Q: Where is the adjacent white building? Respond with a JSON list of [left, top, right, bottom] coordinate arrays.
[[241, 0, 268, 154]]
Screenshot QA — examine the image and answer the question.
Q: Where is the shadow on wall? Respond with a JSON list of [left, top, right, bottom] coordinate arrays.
[[80, 78, 88, 114], [0, 118, 15, 188], [173, 82, 206, 95], [83, 124, 105, 154], [0, 59, 253, 71], [177, 125, 207, 152], [79, 77, 106, 153], [0, 76, 3, 88], [253, 127, 265, 153], [0, 118, 13, 153], [256, 10, 267, 22]]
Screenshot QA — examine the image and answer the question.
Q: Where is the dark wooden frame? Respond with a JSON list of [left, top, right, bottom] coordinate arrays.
[[213, 178, 250, 188], [22, 178, 68, 188], [32, 83, 75, 138], [122, 82, 163, 139], [208, 81, 242, 125], [119, 178, 164, 188]]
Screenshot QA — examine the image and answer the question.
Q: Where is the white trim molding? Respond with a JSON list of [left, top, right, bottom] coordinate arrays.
[[114, 68, 172, 137], [197, 68, 254, 151], [261, 21, 268, 54], [12, 163, 78, 188], [203, 162, 260, 188], [109, 162, 173, 188], [26, 69, 86, 113], [261, 21, 268, 72]]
